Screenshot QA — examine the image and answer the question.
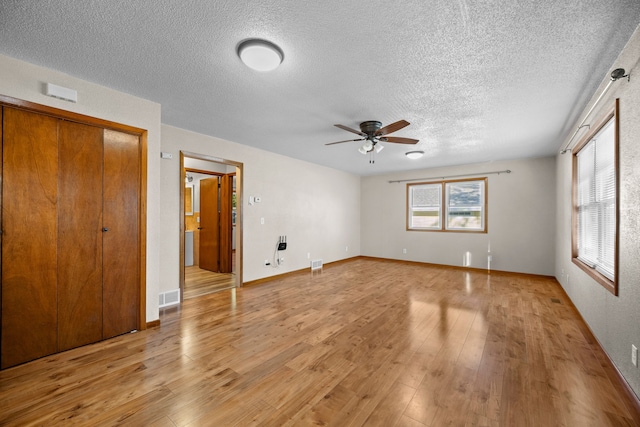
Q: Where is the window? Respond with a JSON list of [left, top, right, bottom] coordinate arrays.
[[407, 178, 487, 232], [572, 100, 618, 294]]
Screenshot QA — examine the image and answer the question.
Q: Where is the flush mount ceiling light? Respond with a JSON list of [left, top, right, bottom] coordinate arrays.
[[405, 150, 424, 159], [237, 39, 284, 72]]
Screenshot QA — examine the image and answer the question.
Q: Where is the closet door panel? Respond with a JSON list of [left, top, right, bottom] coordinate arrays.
[[102, 129, 139, 338], [1, 108, 58, 369], [57, 121, 104, 351]]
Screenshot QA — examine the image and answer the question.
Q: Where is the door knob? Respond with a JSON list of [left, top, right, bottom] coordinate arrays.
[[102, 227, 109, 232]]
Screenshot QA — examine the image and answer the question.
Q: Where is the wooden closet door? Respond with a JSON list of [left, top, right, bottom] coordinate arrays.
[[102, 129, 139, 339], [1, 108, 59, 369], [57, 121, 104, 351]]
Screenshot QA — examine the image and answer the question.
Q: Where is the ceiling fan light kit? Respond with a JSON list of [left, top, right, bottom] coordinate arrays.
[[237, 39, 283, 71], [405, 150, 424, 159], [326, 120, 419, 163]]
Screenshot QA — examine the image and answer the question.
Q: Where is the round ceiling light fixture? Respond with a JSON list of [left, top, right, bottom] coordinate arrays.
[[237, 39, 284, 72], [405, 150, 424, 159]]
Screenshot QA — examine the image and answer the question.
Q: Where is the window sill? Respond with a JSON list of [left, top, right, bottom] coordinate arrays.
[[407, 228, 487, 233], [572, 257, 617, 295]]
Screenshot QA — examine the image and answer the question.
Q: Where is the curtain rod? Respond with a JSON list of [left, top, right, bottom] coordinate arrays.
[[388, 169, 511, 184], [560, 68, 629, 154]]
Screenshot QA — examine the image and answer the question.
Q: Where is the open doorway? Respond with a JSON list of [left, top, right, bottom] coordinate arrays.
[[180, 152, 243, 300]]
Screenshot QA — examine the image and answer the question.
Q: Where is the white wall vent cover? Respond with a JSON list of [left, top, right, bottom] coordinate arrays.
[[311, 259, 323, 270], [45, 82, 78, 103], [159, 289, 180, 308]]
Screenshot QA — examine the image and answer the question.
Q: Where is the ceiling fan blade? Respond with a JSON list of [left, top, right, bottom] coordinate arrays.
[[376, 120, 410, 136], [325, 138, 365, 146], [335, 124, 366, 136], [382, 136, 419, 144]]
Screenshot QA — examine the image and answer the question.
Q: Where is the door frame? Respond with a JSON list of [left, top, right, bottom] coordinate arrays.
[[184, 169, 235, 274], [179, 151, 243, 300], [0, 94, 148, 332]]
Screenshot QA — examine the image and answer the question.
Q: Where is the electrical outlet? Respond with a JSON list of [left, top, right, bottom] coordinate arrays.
[[307, 252, 310, 259], [264, 259, 270, 266], [260, 217, 264, 225], [345, 246, 348, 252], [632, 345, 638, 367], [403, 248, 407, 254]]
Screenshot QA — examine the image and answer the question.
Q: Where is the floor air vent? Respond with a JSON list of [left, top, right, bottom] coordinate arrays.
[[159, 289, 180, 308], [311, 259, 323, 270]]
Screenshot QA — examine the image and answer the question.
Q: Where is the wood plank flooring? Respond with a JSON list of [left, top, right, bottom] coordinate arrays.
[[184, 265, 235, 299], [1, 258, 638, 426]]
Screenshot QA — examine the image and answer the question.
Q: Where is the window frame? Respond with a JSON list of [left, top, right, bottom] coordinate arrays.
[[407, 177, 487, 233], [571, 99, 619, 295]]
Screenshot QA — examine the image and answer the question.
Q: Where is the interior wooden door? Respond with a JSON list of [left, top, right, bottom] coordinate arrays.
[[102, 129, 140, 339], [219, 174, 233, 273], [1, 107, 59, 369], [199, 177, 220, 272], [57, 121, 104, 351]]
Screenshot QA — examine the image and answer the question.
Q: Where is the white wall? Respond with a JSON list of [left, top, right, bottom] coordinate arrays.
[[160, 124, 361, 290], [556, 24, 640, 397], [0, 53, 162, 322], [361, 157, 556, 275]]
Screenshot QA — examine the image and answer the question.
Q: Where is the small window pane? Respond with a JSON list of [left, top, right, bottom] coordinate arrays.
[[409, 184, 441, 229], [445, 181, 485, 231]]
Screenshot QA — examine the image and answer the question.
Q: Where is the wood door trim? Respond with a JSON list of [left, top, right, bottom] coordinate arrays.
[[185, 168, 225, 176], [0, 96, 148, 333], [139, 132, 148, 330], [219, 174, 233, 273], [0, 95, 145, 135], [184, 169, 237, 178]]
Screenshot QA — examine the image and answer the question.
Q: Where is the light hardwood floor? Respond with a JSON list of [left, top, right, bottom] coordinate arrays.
[[1, 258, 638, 426], [184, 265, 235, 299]]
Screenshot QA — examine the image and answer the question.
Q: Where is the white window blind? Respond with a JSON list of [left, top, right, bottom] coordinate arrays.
[[576, 118, 616, 281], [409, 183, 441, 229]]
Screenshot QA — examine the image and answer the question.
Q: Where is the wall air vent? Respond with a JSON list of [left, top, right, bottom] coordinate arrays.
[[159, 289, 180, 308], [45, 82, 78, 103]]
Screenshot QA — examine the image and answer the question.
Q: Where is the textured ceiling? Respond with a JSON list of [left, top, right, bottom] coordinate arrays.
[[1, 1, 639, 176]]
